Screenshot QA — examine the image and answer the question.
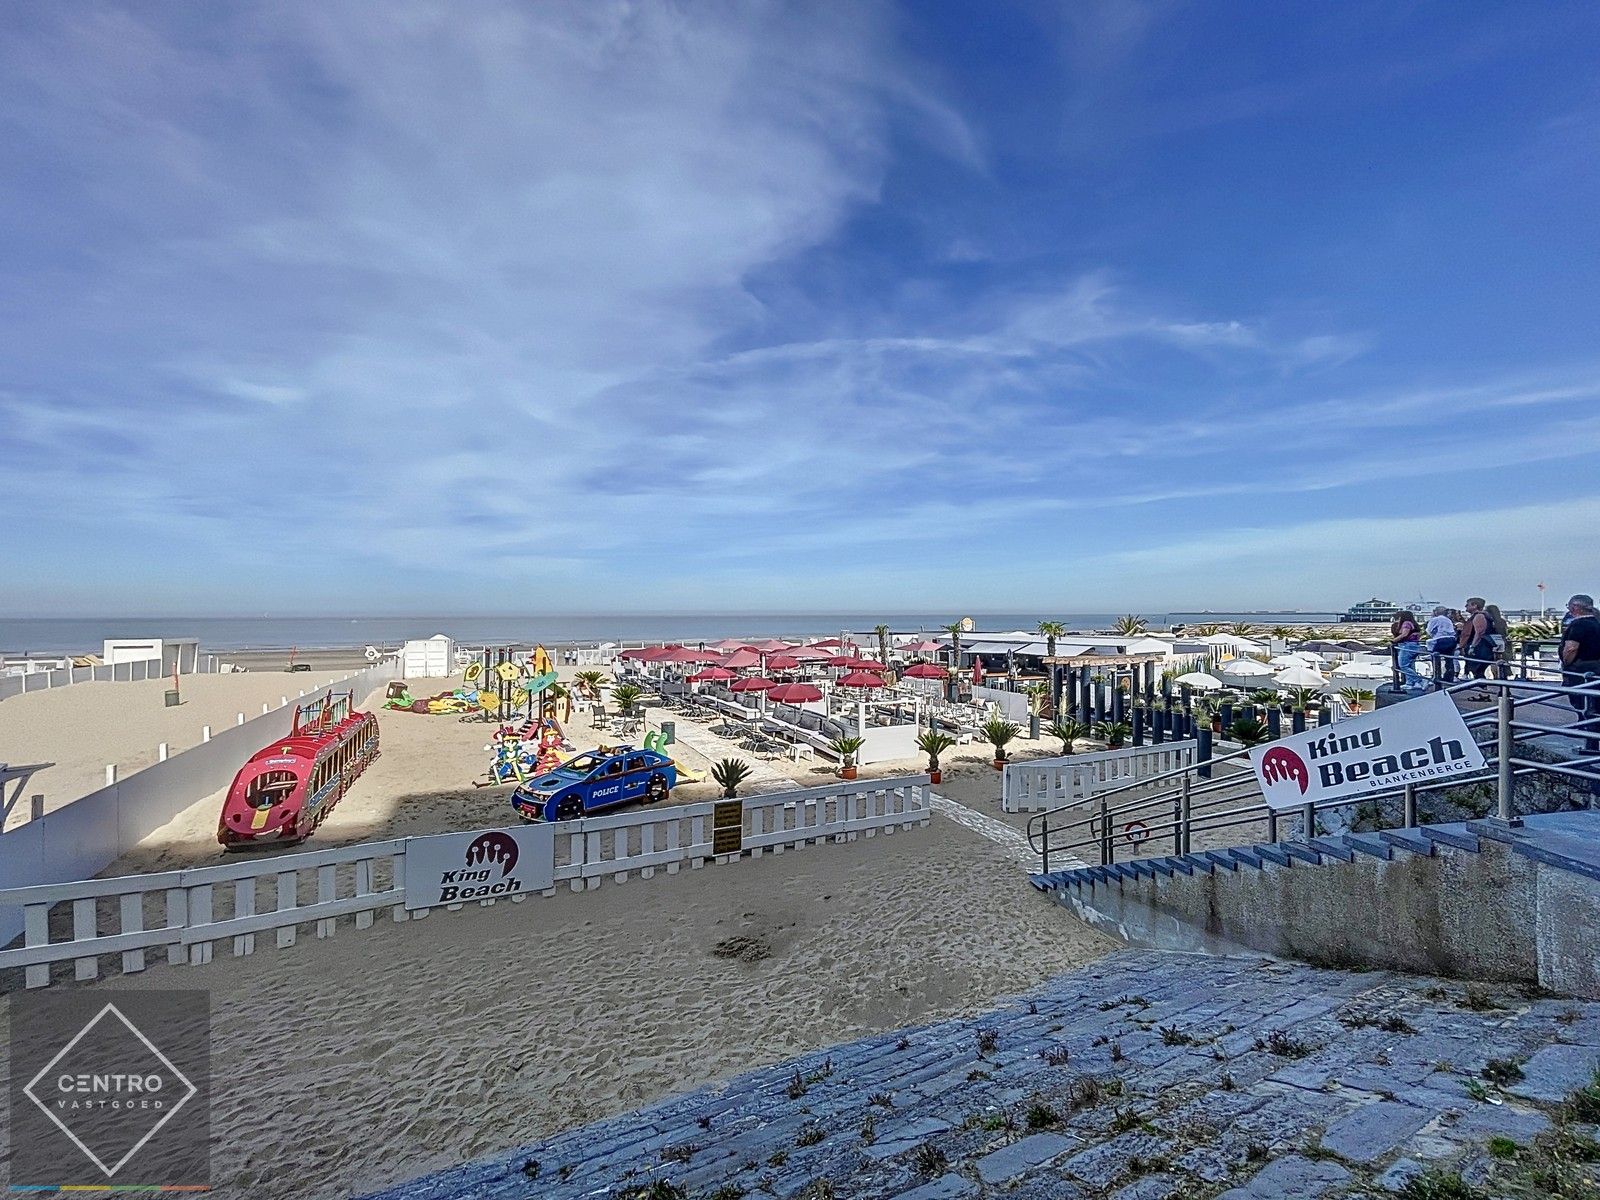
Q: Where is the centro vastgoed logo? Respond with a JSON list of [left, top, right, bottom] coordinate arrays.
[[438, 831, 522, 903], [24, 1003, 197, 1179]]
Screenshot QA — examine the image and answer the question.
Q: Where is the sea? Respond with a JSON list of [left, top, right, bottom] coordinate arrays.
[[0, 613, 1343, 656]]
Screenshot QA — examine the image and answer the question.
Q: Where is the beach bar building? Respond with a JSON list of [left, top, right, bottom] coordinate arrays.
[[102, 636, 200, 674]]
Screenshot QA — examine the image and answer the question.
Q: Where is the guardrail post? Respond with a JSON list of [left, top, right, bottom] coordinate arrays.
[[1172, 787, 1182, 855], [1403, 782, 1417, 828], [1180, 776, 1192, 855], [1301, 801, 1316, 842], [1041, 815, 1050, 876], [1267, 808, 1279, 843], [1496, 689, 1516, 823], [1098, 796, 1111, 866]]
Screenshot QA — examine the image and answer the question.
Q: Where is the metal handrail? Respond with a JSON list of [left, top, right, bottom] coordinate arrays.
[[1030, 674, 1600, 871]]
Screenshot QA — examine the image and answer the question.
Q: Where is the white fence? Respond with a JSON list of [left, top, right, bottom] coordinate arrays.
[[0, 776, 932, 989], [973, 684, 1031, 723], [0, 655, 232, 702], [1001, 741, 1197, 812], [0, 661, 402, 944]]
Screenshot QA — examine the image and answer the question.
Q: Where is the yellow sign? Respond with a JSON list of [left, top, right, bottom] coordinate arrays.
[[463, 662, 482, 682], [496, 661, 520, 682], [532, 644, 553, 675], [712, 799, 743, 856]]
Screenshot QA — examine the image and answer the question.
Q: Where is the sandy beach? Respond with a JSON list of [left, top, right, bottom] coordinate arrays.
[[0, 669, 376, 825], [0, 767, 1111, 1198]]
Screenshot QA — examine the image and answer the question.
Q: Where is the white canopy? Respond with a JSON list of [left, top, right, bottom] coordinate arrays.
[[1274, 665, 1327, 687], [1175, 672, 1223, 690], [1218, 659, 1275, 679], [1331, 660, 1391, 680]]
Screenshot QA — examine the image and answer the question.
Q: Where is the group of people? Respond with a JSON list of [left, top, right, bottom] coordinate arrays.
[[1389, 598, 1511, 694]]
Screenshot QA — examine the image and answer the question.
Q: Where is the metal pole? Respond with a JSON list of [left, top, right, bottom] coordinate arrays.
[[1180, 775, 1192, 855], [1041, 814, 1049, 876], [1497, 689, 1515, 822], [1301, 801, 1316, 842], [1099, 796, 1111, 866], [1172, 787, 1182, 855], [1267, 809, 1279, 843], [1403, 782, 1417, 829]]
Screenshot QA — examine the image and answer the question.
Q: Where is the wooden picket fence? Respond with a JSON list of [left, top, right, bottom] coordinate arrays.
[[0, 777, 932, 989], [1001, 743, 1197, 812]]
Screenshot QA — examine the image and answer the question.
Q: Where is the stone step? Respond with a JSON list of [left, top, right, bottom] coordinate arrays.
[[1343, 833, 1393, 860], [1378, 828, 1435, 856]]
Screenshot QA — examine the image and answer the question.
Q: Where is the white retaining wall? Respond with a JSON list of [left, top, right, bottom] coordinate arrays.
[[0, 660, 402, 944], [0, 655, 232, 702], [1002, 740, 1197, 812], [0, 775, 933, 988], [973, 684, 1030, 723]]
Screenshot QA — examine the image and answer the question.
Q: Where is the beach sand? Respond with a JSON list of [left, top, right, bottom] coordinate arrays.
[[0, 787, 1112, 1198], [0, 669, 376, 826]]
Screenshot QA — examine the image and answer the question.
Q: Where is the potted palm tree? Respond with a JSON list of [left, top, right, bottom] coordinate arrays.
[[1050, 718, 1089, 755], [611, 683, 642, 716], [711, 758, 752, 799], [1024, 681, 1049, 738], [1339, 687, 1375, 714], [981, 717, 1020, 770], [1094, 720, 1131, 750], [916, 730, 956, 784], [1113, 614, 1148, 636], [574, 669, 604, 700], [1229, 716, 1270, 747], [829, 735, 865, 780]]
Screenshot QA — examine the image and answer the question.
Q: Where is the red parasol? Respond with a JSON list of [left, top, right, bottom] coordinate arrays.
[[826, 654, 865, 668], [902, 639, 943, 653], [837, 671, 887, 689], [809, 638, 846, 648], [619, 645, 669, 660], [729, 676, 778, 692], [972, 660, 985, 685], [783, 645, 833, 662], [747, 639, 794, 652], [763, 654, 800, 671], [720, 648, 762, 670], [656, 646, 709, 664], [767, 682, 823, 703], [852, 658, 887, 671], [710, 638, 754, 651], [688, 667, 735, 682], [903, 663, 947, 678]]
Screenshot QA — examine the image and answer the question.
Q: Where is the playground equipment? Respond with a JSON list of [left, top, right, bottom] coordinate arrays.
[[643, 729, 705, 783], [511, 745, 677, 823], [216, 692, 379, 849]]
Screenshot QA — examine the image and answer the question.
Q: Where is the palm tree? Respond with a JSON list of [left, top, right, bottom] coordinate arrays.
[[1338, 687, 1375, 713], [916, 730, 956, 775], [981, 718, 1020, 765], [1270, 625, 1298, 644], [711, 758, 752, 799], [573, 669, 604, 699], [1112, 614, 1147, 637], [873, 623, 891, 667], [1037, 620, 1066, 657], [1024, 681, 1050, 715], [1051, 718, 1089, 755], [1227, 621, 1261, 638], [1192, 623, 1222, 637], [611, 683, 642, 715], [1248, 688, 1279, 708], [1229, 716, 1271, 747], [1094, 720, 1131, 749], [829, 735, 865, 778], [1288, 686, 1317, 713]]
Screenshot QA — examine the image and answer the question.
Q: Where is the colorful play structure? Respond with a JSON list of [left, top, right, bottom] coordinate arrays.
[[216, 692, 380, 849]]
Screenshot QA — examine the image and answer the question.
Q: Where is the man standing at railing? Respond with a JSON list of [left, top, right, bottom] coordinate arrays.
[[1424, 606, 1457, 686], [1561, 595, 1600, 753]]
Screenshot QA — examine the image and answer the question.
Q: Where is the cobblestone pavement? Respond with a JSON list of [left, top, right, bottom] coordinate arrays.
[[926, 792, 1074, 868], [365, 949, 1600, 1199]]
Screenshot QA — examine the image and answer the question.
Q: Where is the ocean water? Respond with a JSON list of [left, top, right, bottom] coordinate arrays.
[[0, 612, 1341, 655]]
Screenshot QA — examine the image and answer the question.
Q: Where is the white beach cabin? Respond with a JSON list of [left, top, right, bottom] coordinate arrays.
[[401, 634, 455, 678], [102, 637, 200, 674]]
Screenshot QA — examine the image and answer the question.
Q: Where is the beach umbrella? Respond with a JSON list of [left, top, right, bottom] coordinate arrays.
[[747, 639, 794, 652], [688, 666, 735, 682], [903, 663, 948, 678], [810, 638, 846, 648], [902, 639, 944, 653], [763, 654, 800, 671], [852, 658, 888, 671], [1331, 660, 1391, 680], [1175, 671, 1223, 690], [837, 671, 887, 689], [1218, 659, 1275, 681], [768, 682, 823, 704], [709, 638, 754, 652], [720, 648, 762, 670], [656, 646, 709, 664], [783, 645, 833, 662], [619, 645, 668, 660], [1274, 665, 1327, 687], [730, 676, 778, 692], [826, 654, 865, 667]]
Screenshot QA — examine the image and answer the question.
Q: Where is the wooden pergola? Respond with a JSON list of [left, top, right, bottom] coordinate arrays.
[[1044, 652, 1168, 726]]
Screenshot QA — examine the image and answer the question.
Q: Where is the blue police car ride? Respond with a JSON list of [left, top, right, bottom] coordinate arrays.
[[511, 744, 677, 823]]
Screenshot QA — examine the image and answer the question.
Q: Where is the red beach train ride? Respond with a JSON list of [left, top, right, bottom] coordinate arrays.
[[217, 691, 380, 849]]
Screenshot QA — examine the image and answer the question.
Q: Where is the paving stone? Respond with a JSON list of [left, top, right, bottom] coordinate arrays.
[[1375, 1157, 1426, 1192], [1109, 1173, 1182, 1199], [1216, 1154, 1351, 1198], [860, 1116, 953, 1161], [1320, 1099, 1441, 1164], [887, 1173, 977, 1200], [1058, 1131, 1172, 1190], [1507, 1042, 1600, 1102], [974, 1131, 1078, 1183]]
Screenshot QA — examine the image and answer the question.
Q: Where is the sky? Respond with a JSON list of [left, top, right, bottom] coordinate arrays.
[[3, 1, 1598, 617]]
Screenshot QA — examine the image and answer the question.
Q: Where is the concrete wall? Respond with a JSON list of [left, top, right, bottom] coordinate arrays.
[[0, 661, 401, 943], [1061, 840, 1600, 995]]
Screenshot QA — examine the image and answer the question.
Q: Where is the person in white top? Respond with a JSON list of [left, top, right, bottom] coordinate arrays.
[[1425, 606, 1458, 683]]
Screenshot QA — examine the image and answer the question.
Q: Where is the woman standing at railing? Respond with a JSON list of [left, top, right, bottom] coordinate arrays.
[[1392, 610, 1425, 692], [1462, 598, 1498, 695]]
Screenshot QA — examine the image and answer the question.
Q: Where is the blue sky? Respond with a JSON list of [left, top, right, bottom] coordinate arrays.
[[3, 1, 1598, 617]]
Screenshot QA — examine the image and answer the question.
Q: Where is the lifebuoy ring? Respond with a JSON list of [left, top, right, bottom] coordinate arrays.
[[1124, 820, 1150, 846]]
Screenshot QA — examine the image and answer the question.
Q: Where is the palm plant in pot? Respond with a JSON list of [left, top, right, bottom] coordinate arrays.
[[916, 730, 956, 784], [1051, 718, 1089, 755], [1228, 716, 1271, 747], [574, 669, 604, 699], [1094, 720, 1131, 750], [829, 735, 865, 780], [711, 757, 752, 799], [611, 683, 642, 715], [1338, 687, 1375, 714], [981, 717, 1020, 769]]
